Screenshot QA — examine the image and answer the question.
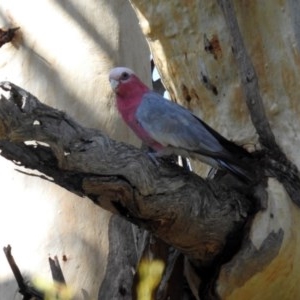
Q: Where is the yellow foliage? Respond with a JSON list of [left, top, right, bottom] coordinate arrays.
[[137, 259, 165, 300], [32, 277, 74, 300]]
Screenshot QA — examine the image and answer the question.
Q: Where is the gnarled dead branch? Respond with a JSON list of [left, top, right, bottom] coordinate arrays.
[[0, 81, 255, 264]]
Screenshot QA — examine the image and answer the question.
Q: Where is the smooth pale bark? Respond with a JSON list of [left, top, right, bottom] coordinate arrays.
[[129, 0, 300, 299], [0, 1, 150, 299]]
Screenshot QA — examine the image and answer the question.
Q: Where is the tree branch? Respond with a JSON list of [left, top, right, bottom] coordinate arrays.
[[216, 0, 277, 151], [0, 81, 254, 266], [3, 245, 44, 299], [217, 0, 300, 206]]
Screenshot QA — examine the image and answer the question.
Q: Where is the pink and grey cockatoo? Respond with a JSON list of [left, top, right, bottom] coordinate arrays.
[[109, 67, 253, 182]]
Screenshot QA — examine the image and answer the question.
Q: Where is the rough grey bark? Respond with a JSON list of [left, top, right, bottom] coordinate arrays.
[[0, 81, 261, 299], [98, 216, 137, 300]]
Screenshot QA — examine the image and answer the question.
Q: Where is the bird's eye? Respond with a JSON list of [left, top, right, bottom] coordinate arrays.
[[121, 72, 130, 80]]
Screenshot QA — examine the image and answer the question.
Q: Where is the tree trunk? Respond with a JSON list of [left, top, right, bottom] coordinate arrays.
[[129, 0, 300, 299], [0, 1, 150, 299]]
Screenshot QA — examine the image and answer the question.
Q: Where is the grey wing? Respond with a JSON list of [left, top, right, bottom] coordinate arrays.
[[135, 92, 224, 155]]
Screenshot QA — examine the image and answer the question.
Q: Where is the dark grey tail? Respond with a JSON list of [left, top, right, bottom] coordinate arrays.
[[217, 159, 254, 183]]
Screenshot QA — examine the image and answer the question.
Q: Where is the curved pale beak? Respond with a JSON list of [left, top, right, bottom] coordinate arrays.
[[109, 78, 119, 91]]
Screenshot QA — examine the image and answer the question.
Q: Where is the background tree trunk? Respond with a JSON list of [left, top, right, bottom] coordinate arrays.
[[0, 1, 150, 299]]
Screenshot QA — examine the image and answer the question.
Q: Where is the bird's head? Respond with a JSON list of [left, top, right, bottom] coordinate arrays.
[[109, 67, 149, 98]]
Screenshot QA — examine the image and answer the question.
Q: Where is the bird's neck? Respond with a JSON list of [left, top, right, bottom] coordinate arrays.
[[117, 76, 149, 100], [116, 79, 149, 123]]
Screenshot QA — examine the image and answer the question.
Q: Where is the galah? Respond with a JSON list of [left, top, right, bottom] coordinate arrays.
[[109, 67, 253, 182]]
